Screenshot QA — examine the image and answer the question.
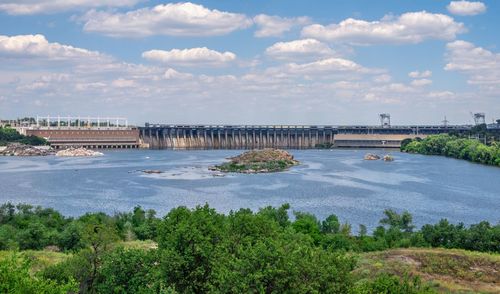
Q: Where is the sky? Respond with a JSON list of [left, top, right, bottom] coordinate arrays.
[[0, 0, 499, 125]]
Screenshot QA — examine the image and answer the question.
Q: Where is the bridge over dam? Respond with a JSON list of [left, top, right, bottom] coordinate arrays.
[[139, 124, 471, 149]]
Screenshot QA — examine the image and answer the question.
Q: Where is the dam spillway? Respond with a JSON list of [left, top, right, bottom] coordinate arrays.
[[139, 124, 471, 149], [140, 125, 336, 149]]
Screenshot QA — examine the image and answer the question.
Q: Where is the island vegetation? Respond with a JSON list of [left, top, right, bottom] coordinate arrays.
[[401, 134, 500, 166], [1, 202, 499, 293], [211, 148, 299, 173], [0, 126, 47, 146]]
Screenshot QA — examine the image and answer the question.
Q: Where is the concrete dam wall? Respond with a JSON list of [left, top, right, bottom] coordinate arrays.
[[139, 124, 472, 149], [140, 125, 335, 149]]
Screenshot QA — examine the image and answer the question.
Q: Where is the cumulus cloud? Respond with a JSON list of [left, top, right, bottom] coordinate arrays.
[[0, 34, 105, 62], [111, 78, 136, 88], [445, 40, 500, 92], [0, 33, 481, 124], [0, 0, 140, 15], [301, 11, 465, 45], [253, 14, 310, 37], [142, 47, 236, 67], [427, 91, 455, 99], [408, 70, 432, 78], [373, 74, 392, 83], [82, 2, 252, 37], [283, 57, 379, 76], [163, 68, 194, 80], [265, 39, 334, 61], [411, 79, 432, 87], [447, 1, 486, 16]]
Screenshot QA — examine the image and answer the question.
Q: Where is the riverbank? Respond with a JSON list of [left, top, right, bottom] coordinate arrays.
[[401, 134, 500, 167]]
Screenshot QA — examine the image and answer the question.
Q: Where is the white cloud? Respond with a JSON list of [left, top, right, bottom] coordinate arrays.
[[0, 34, 489, 124], [408, 70, 432, 78], [301, 11, 465, 45], [253, 14, 310, 37], [373, 74, 392, 83], [411, 79, 432, 87], [0, 0, 140, 15], [142, 47, 236, 67], [447, 1, 486, 16], [164, 68, 194, 80], [0, 34, 103, 61], [283, 57, 379, 76], [111, 79, 136, 88], [265, 39, 334, 61], [82, 2, 252, 37], [445, 40, 500, 93], [427, 91, 455, 99]]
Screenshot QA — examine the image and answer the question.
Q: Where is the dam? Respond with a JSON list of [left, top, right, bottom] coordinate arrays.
[[139, 124, 471, 149]]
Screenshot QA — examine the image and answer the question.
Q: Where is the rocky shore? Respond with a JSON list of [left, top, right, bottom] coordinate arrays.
[[211, 148, 299, 173], [55, 147, 103, 157], [0, 143, 53, 156]]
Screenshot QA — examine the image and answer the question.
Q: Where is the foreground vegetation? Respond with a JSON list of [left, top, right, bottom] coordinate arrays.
[[212, 149, 299, 173], [401, 134, 500, 166], [355, 248, 500, 293], [0, 126, 47, 146], [1, 203, 499, 293]]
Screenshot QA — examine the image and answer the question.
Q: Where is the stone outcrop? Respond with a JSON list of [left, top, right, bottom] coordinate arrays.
[[212, 148, 299, 173], [55, 147, 103, 157], [383, 155, 395, 161], [0, 143, 53, 156], [142, 170, 163, 174], [364, 153, 381, 160]]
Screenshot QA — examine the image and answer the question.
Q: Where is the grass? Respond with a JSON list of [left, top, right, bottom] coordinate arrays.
[[353, 248, 500, 293], [215, 159, 295, 173], [0, 250, 71, 274]]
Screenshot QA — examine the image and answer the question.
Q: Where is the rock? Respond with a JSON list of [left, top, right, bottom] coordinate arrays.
[[56, 147, 103, 157], [212, 148, 299, 173], [383, 155, 394, 161], [0, 143, 53, 156], [142, 169, 163, 174], [364, 153, 381, 160]]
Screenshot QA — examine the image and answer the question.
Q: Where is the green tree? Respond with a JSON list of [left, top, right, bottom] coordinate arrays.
[[96, 247, 165, 293], [157, 205, 226, 293], [321, 214, 341, 234], [0, 253, 77, 294]]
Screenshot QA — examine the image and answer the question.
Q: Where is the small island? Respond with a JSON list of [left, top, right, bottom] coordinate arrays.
[[210, 148, 299, 173]]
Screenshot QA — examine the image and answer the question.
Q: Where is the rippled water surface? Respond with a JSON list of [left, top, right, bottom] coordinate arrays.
[[0, 149, 499, 230]]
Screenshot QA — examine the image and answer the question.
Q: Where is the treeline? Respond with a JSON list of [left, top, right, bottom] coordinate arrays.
[[1, 203, 499, 293], [2, 203, 499, 254], [0, 126, 47, 146], [401, 134, 500, 166]]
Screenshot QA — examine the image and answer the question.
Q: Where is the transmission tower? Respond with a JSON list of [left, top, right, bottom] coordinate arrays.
[[473, 113, 486, 125], [379, 113, 391, 128], [442, 116, 449, 127]]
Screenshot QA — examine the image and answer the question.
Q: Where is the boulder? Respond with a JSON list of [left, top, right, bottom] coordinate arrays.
[[383, 155, 395, 161], [364, 153, 381, 160]]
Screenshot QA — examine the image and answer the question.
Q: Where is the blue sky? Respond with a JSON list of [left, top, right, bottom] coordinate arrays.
[[0, 0, 499, 125]]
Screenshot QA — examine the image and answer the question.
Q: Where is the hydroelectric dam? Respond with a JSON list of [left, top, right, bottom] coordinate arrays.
[[139, 124, 471, 149]]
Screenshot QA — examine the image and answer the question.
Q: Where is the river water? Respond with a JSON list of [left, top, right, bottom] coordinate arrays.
[[0, 149, 498, 230]]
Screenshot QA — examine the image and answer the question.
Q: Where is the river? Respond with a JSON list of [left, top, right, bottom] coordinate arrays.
[[0, 149, 498, 231]]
